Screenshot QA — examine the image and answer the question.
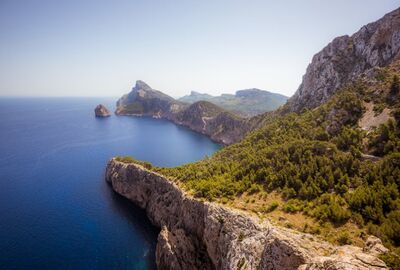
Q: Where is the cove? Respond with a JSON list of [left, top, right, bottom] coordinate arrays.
[[0, 97, 220, 269]]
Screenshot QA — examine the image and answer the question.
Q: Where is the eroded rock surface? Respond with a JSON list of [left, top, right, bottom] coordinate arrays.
[[105, 159, 388, 270], [290, 8, 400, 111]]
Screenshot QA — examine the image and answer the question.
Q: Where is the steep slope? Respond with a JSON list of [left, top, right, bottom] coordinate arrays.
[[116, 81, 250, 144], [289, 8, 400, 112], [179, 88, 288, 117], [115, 80, 186, 118]]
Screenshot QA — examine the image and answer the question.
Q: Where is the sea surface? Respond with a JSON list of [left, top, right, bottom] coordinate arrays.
[[0, 97, 221, 270]]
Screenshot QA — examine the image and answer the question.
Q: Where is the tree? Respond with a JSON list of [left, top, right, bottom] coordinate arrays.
[[390, 75, 400, 96]]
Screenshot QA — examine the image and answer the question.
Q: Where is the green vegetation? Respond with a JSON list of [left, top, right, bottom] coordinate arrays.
[[156, 66, 400, 252], [122, 101, 144, 114], [337, 232, 352, 245], [264, 201, 279, 213], [115, 156, 152, 169]]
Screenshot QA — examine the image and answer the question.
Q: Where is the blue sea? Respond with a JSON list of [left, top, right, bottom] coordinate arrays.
[[0, 98, 220, 270]]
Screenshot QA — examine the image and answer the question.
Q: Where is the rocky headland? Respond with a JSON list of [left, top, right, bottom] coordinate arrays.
[[106, 159, 388, 270], [115, 81, 249, 144]]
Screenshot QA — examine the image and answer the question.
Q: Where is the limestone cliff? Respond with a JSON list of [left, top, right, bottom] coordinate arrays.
[[115, 81, 249, 144], [289, 8, 400, 111], [106, 159, 388, 270]]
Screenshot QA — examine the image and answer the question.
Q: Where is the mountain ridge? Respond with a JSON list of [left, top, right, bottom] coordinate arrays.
[[179, 88, 287, 117], [115, 81, 249, 144], [288, 8, 400, 112]]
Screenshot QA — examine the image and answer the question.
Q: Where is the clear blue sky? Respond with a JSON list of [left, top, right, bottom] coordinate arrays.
[[0, 0, 398, 98]]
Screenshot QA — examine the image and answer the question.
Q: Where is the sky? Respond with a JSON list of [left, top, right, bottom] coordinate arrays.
[[0, 1, 399, 98]]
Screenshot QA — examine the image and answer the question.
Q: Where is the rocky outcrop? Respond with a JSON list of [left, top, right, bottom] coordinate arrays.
[[115, 81, 249, 144], [289, 8, 400, 111], [115, 80, 185, 117], [94, 104, 111, 117], [106, 159, 388, 270]]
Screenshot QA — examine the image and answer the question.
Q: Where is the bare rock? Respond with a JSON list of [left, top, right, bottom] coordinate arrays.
[[364, 235, 389, 256], [156, 226, 213, 270], [94, 104, 111, 117], [289, 8, 400, 112]]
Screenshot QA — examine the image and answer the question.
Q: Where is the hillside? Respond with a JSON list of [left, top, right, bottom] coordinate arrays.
[[179, 89, 288, 117], [115, 8, 400, 268], [152, 59, 400, 268]]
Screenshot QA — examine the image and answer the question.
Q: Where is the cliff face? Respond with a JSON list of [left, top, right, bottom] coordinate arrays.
[[115, 80, 186, 118], [289, 8, 400, 111], [115, 81, 249, 144], [106, 159, 388, 270]]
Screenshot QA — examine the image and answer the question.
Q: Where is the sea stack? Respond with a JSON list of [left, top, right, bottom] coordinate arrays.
[[94, 104, 111, 117]]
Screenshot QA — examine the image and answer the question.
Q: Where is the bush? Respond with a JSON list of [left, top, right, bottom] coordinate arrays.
[[381, 210, 400, 246], [283, 199, 303, 213], [337, 232, 352, 245], [313, 194, 350, 224], [380, 251, 400, 270], [390, 75, 400, 96], [264, 202, 279, 213]]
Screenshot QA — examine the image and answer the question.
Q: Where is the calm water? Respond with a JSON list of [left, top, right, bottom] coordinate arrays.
[[0, 98, 220, 270]]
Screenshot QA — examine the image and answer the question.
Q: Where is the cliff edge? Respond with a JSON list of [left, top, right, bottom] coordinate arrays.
[[106, 158, 388, 270]]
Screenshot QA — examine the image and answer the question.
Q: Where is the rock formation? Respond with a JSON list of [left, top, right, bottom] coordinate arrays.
[[106, 159, 388, 270], [289, 8, 400, 112], [94, 104, 111, 117]]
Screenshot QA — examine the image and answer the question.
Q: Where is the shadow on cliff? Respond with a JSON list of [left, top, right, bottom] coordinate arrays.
[[106, 182, 159, 269]]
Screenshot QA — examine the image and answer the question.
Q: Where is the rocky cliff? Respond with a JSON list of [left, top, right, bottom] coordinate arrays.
[[289, 8, 400, 111], [115, 80, 186, 118], [106, 159, 388, 270], [116, 81, 249, 144]]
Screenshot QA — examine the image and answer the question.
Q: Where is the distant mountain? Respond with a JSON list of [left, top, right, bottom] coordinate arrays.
[[115, 81, 248, 144], [116, 80, 186, 118], [179, 88, 287, 117]]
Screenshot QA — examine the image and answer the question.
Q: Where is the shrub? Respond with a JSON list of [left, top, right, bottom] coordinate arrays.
[[337, 232, 352, 245], [390, 75, 400, 96], [283, 199, 303, 213], [264, 202, 279, 213]]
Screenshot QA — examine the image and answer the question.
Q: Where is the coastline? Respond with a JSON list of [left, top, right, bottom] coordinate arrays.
[[114, 112, 243, 145], [106, 158, 388, 269]]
